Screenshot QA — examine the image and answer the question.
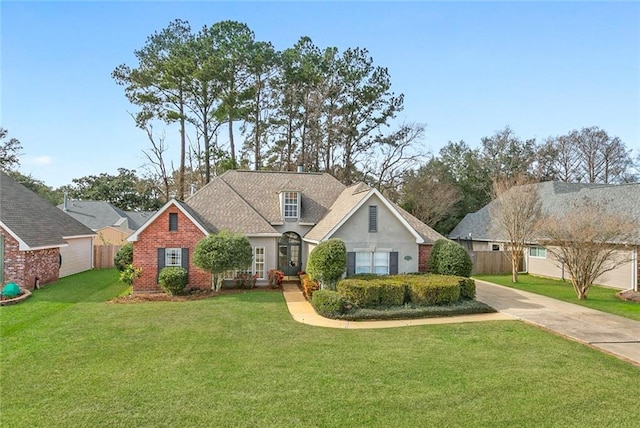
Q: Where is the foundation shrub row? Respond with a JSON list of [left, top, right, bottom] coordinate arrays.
[[311, 274, 477, 317]]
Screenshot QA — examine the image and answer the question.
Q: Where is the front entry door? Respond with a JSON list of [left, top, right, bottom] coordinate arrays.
[[279, 232, 302, 276]]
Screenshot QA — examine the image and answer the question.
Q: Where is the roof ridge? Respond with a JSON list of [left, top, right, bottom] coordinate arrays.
[[216, 176, 274, 227]]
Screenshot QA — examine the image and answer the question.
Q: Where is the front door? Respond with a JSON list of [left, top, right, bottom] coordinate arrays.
[[279, 232, 302, 276]]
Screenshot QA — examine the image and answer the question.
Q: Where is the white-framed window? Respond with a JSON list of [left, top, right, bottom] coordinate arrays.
[[254, 247, 265, 279], [529, 246, 546, 258], [165, 248, 182, 267], [491, 243, 501, 251], [355, 251, 390, 275], [222, 247, 266, 280], [373, 252, 389, 274], [284, 192, 299, 218]]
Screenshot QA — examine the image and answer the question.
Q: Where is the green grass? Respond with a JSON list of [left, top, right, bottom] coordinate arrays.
[[2, 270, 639, 427], [476, 273, 640, 321]]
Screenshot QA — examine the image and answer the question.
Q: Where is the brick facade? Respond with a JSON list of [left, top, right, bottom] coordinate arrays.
[[2, 227, 60, 290], [132, 206, 209, 293], [418, 244, 433, 273]]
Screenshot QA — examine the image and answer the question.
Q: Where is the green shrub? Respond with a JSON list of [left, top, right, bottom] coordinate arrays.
[[158, 267, 188, 295], [311, 290, 347, 317], [119, 264, 141, 286], [428, 239, 447, 273], [435, 240, 472, 277], [337, 279, 380, 308], [406, 275, 460, 306], [459, 277, 476, 300], [114, 243, 133, 272], [307, 239, 347, 290], [376, 279, 407, 306], [347, 273, 379, 281]]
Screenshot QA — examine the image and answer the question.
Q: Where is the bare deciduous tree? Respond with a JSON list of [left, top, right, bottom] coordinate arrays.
[[537, 200, 636, 299], [489, 175, 542, 282]]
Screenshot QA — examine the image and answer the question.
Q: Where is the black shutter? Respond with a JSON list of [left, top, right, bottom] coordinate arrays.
[[347, 252, 356, 276], [181, 248, 189, 282], [390, 251, 399, 275], [157, 248, 165, 282]]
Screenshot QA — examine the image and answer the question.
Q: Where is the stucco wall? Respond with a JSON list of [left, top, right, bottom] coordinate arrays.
[[59, 237, 93, 277], [331, 194, 419, 273]]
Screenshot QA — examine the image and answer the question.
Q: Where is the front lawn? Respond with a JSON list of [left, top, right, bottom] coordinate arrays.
[[2, 269, 639, 427], [476, 274, 640, 321]]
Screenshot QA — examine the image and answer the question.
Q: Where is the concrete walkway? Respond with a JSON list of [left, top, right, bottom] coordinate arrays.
[[475, 279, 640, 366], [281, 282, 515, 329]]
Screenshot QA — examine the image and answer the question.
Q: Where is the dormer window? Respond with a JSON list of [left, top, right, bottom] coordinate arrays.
[[283, 192, 299, 219]]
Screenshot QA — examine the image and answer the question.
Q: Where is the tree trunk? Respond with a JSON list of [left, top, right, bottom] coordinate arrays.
[[511, 255, 519, 283], [178, 91, 186, 200], [228, 117, 236, 167]]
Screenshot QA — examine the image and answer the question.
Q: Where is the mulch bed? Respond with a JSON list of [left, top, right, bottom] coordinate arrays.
[[108, 287, 282, 304], [616, 290, 640, 303]]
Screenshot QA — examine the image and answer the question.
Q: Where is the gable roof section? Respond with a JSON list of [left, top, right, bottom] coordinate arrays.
[[449, 181, 640, 244], [217, 170, 346, 225], [128, 199, 210, 241], [1, 172, 95, 250], [305, 185, 440, 244]]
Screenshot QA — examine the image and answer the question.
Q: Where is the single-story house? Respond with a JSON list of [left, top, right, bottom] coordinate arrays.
[[449, 181, 640, 291], [129, 170, 443, 293], [1, 171, 96, 289], [58, 199, 155, 246]]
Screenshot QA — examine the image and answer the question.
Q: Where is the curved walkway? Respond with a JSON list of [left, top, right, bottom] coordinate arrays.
[[281, 282, 515, 329], [475, 280, 640, 366]]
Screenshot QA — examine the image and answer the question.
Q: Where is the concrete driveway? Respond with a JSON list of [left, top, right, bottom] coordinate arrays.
[[475, 279, 640, 366]]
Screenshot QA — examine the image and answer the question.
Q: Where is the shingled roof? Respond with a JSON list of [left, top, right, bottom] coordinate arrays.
[[449, 181, 640, 244], [1, 172, 95, 250], [131, 170, 443, 243], [57, 200, 156, 231]]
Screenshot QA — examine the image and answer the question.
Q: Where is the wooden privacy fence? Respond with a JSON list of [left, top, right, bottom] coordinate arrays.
[[94, 245, 122, 269], [469, 251, 522, 275]]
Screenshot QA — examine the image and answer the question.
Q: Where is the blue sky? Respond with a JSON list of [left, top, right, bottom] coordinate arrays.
[[2, 1, 639, 188]]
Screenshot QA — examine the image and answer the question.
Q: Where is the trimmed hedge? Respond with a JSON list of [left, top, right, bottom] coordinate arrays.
[[336, 280, 381, 308], [311, 290, 347, 317], [459, 277, 476, 300], [428, 239, 447, 273], [158, 267, 188, 295], [405, 275, 460, 306]]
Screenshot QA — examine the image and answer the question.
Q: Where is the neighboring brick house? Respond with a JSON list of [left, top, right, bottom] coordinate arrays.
[[1, 172, 96, 289], [129, 170, 443, 293], [449, 181, 640, 291]]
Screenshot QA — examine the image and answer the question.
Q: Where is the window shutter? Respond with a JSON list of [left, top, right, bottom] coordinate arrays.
[[169, 213, 178, 231], [368, 206, 377, 232], [157, 248, 166, 282], [347, 252, 356, 276], [390, 251, 399, 275], [181, 248, 189, 283]]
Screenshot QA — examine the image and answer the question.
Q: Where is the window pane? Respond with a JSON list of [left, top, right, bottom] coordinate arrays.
[[373, 252, 389, 275], [284, 192, 298, 218], [355, 252, 371, 274], [254, 247, 265, 279], [165, 248, 182, 267]]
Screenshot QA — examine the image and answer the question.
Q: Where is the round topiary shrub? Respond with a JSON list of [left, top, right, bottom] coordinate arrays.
[[307, 239, 347, 290], [114, 243, 133, 272], [158, 267, 188, 295], [428, 239, 448, 273], [436, 240, 472, 278]]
